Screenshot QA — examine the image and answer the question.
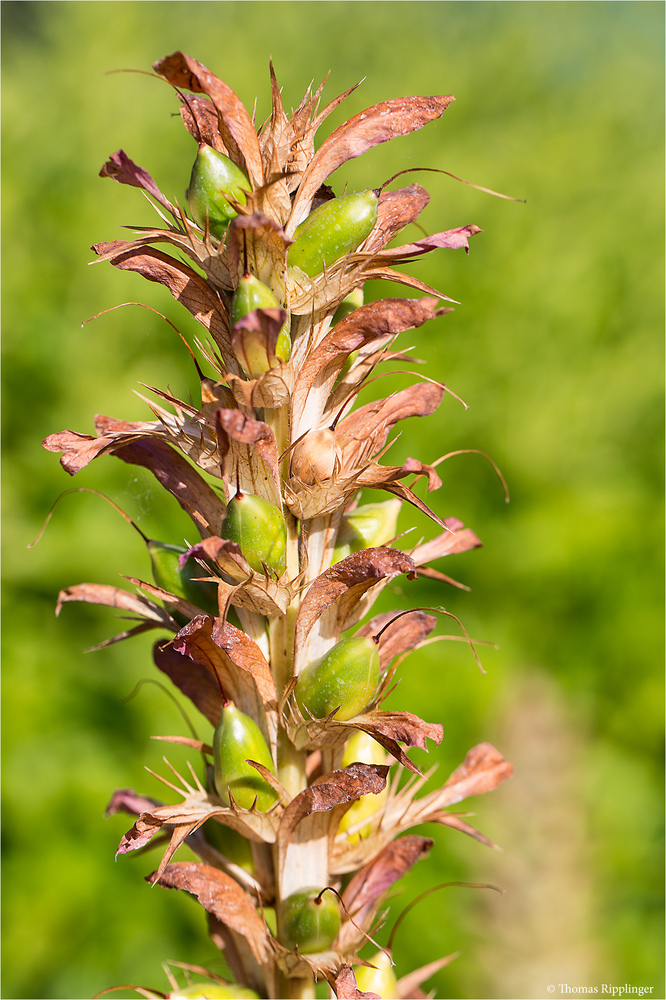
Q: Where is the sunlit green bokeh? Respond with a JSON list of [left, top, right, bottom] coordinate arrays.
[[2, 3, 663, 999]]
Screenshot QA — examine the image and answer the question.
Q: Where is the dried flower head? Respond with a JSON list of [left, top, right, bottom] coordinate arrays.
[[45, 52, 513, 1000]]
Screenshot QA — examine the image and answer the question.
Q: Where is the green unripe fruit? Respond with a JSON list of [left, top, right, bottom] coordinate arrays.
[[332, 498, 401, 564], [169, 983, 260, 1000], [296, 636, 380, 721], [353, 951, 399, 998], [213, 704, 278, 811], [201, 818, 255, 873], [332, 286, 364, 325], [278, 887, 341, 954], [287, 191, 379, 278], [187, 144, 250, 240], [148, 541, 218, 619], [338, 730, 388, 842], [220, 492, 287, 577], [230, 274, 291, 376]]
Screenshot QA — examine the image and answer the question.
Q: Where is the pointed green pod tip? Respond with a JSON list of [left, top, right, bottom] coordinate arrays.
[[201, 818, 255, 873], [353, 951, 398, 997], [230, 274, 291, 377], [169, 983, 260, 999], [278, 887, 341, 954], [148, 540, 219, 620], [338, 730, 388, 842], [287, 190, 379, 278], [220, 492, 287, 577], [187, 144, 250, 241], [332, 285, 364, 325], [213, 704, 278, 812], [295, 635, 380, 721], [332, 498, 402, 564]]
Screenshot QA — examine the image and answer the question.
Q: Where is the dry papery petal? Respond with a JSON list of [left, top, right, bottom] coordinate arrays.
[[333, 744, 512, 873], [170, 615, 278, 754], [293, 547, 418, 673], [287, 94, 454, 232], [216, 408, 282, 507], [226, 213, 290, 300], [185, 537, 292, 615], [154, 52, 264, 188], [363, 184, 430, 253], [118, 780, 278, 884], [99, 149, 179, 218], [354, 611, 438, 671], [150, 862, 272, 963], [179, 93, 227, 151], [329, 965, 381, 1000], [290, 297, 445, 441], [286, 709, 441, 777], [277, 763, 389, 902], [337, 836, 433, 951], [91, 241, 238, 371]]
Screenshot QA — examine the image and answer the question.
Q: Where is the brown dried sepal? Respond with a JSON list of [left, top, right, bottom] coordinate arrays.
[[277, 762, 389, 867], [171, 615, 278, 754], [354, 611, 438, 671], [329, 965, 381, 1000], [216, 408, 282, 508], [337, 835, 433, 950], [154, 52, 264, 189], [150, 862, 272, 964], [293, 547, 418, 672], [185, 537, 292, 615]]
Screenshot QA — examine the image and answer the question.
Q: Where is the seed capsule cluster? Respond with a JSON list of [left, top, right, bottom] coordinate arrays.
[[45, 52, 514, 1000]]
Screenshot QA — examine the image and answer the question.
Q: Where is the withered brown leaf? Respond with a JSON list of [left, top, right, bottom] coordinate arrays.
[[91, 242, 236, 371], [294, 547, 417, 671], [341, 835, 433, 932], [153, 639, 224, 727], [154, 53, 264, 189], [151, 862, 271, 964], [330, 965, 381, 1000], [355, 611, 438, 671], [99, 149, 178, 217], [288, 95, 454, 232]]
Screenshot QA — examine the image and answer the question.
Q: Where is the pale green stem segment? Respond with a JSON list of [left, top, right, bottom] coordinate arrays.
[[266, 402, 306, 798], [277, 971, 316, 1000], [267, 403, 317, 1000]]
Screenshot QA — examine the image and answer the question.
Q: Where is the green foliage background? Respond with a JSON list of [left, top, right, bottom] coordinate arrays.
[[2, 2, 663, 998]]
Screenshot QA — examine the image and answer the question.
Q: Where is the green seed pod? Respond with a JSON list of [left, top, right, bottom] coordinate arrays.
[[220, 492, 287, 577], [278, 887, 341, 954], [148, 541, 219, 619], [332, 498, 402, 564], [289, 427, 339, 486], [230, 273, 291, 377], [296, 636, 380, 721], [287, 190, 379, 278], [332, 285, 364, 325], [169, 983, 260, 1000], [338, 730, 388, 842], [187, 143, 250, 240], [213, 704, 278, 811], [201, 818, 255, 873], [353, 951, 399, 998]]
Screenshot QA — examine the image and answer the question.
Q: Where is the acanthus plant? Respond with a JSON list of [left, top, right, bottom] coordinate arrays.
[[44, 51, 514, 1000]]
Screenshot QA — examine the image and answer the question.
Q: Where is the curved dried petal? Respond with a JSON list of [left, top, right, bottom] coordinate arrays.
[[154, 52, 264, 188], [151, 862, 272, 964], [288, 95, 454, 232]]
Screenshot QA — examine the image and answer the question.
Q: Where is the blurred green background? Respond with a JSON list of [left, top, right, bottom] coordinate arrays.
[[2, 2, 663, 998]]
